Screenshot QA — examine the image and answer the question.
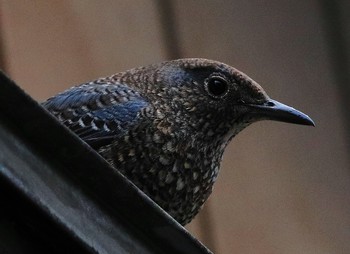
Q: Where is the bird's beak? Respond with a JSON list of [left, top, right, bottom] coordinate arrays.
[[248, 99, 315, 126]]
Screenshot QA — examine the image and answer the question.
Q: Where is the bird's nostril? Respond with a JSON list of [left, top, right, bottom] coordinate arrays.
[[266, 101, 275, 107]]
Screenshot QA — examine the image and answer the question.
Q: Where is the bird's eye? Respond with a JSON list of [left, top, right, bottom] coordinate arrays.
[[205, 76, 229, 98]]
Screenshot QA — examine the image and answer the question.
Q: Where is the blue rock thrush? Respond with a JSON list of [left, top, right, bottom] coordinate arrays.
[[43, 58, 314, 225]]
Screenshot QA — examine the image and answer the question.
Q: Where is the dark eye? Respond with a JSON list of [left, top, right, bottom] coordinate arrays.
[[205, 76, 229, 98]]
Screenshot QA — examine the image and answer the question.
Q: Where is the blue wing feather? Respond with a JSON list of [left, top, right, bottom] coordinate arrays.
[[43, 82, 148, 148]]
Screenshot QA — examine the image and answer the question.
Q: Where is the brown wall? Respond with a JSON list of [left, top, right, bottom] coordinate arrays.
[[1, 1, 349, 253]]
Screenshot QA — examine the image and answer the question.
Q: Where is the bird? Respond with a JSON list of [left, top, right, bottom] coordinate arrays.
[[42, 58, 314, 225]]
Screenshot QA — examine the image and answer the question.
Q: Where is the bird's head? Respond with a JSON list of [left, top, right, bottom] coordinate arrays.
[[125, 58, 314, 145]]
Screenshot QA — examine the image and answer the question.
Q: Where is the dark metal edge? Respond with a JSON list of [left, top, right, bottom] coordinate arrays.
[[0, 70, 212, 254]]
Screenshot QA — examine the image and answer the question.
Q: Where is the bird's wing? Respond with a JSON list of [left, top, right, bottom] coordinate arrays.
[[42, 82, 148, 149]]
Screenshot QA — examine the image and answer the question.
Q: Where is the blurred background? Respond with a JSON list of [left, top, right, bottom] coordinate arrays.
[[1, 1, 349, 253]]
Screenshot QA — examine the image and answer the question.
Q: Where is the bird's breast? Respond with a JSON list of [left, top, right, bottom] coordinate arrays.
[[99, 122, 223, 224]]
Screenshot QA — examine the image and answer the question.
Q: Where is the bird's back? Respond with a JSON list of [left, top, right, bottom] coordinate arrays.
[[43, 80, 149, 149]]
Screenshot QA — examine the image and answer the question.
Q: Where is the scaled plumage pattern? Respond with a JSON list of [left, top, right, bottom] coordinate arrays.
[[43, 58, 314, 225]]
